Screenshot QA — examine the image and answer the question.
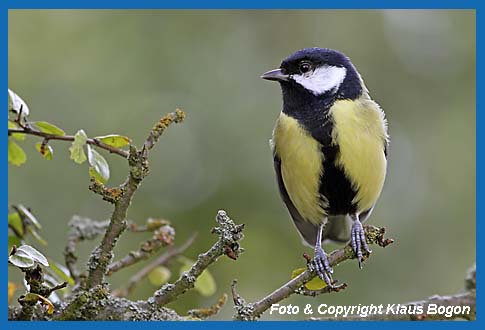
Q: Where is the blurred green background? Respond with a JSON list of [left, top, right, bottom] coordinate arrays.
[[8, 10, 475, 320]]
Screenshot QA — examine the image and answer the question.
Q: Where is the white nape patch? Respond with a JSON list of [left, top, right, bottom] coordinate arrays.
[[292, 65, 347, 96]]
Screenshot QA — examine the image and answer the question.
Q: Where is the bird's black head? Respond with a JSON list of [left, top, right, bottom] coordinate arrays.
[[262, 48, 364, 102]]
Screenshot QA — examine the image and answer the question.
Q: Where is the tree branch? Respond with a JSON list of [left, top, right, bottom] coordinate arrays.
[[150, 210, 244, 306], [113, 233, 197, 297], [106, 223, 176, 276], [142, 108, 185, 152], [85, 109, 185, 289], [8, 127, 129, 158], [187, 294, 228, 319], [64, 216, 110, 283], [17, 265, 68, 320], [232, 225, 394, 320]]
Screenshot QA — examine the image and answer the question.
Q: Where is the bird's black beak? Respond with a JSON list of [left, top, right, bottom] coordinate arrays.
[[261, 68, 289, 82]]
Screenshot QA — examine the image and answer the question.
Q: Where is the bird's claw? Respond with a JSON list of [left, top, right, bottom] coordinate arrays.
[[313, 247, 335, 288], [351, 220, 372, 268]]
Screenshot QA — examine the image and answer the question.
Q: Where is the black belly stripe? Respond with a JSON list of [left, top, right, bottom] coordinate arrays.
[[319, 145, 357, 216], [281, 89, 361, 217]]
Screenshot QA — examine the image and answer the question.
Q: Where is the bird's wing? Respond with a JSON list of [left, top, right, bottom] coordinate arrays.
[[274, 154, 319, 247]]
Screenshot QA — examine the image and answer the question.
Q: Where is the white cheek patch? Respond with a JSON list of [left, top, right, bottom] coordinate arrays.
[[292, 65, 347, 96]]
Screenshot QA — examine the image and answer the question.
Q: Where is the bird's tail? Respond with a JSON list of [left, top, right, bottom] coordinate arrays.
[[322, 208, 374, 244], [322, 215, 352, 244]]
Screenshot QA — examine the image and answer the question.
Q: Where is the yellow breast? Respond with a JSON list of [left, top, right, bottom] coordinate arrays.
[[272, 113, 327, 224], [330, 98, 388, 212]]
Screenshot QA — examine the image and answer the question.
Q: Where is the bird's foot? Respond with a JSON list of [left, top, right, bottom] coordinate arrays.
[[351, 219, 372, 268], [312, 246, 335, 288]]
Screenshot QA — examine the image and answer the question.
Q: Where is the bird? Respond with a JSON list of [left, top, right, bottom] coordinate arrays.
[[261, 48, 389, 287]]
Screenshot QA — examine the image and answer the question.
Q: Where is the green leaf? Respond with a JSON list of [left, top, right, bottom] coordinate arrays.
[[8, 89, 30, 117], [69, 129, 87, 164], [95, 134, 131, 148], [8, 212, 24, 237], [35, 142, 53, 160], [33, 121, 65, 136], [87, 145, 110, 183], [179, 259, 217, 297], [47, 259, 75, 286], [24, 293, 55, 314], [8, 235, 22, 253], [40, 295, 55, 314], [16, 204, 42, 229], [291, 267, 327, 290], [23, 292, 40, 303], [16, 245, 49, 267], [9, 253, 35, 268], [194, 269, 216, 297], [8, 140, 26, 166], [8, 120, 26, 141], [148, 266, 171, 287], [88, 167, 104, 184]]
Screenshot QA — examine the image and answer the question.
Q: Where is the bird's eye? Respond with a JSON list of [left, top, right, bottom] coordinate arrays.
[[299, 62, 312, 74]]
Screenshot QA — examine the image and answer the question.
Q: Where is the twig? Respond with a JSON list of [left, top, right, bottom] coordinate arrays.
[[113, 233, 197, 297], [88, 180, 124, 204], [232, 225, 393, 320], [127, 218, 171, 232], [106, 224, 176, 275], [188, 294, 228, 319], [8, 127, 129, 158], [142, 108, 185, 152], [47, 282, 69, 295], [150, 210, 244, 306], [64, 216, 110, 282], [85, 110, 185, 289]]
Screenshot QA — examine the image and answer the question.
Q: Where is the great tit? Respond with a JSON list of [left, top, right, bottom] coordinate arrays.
[[262, 48, 389, 287]]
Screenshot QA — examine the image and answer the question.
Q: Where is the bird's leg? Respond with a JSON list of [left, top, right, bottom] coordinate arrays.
[[350, 213, 372, 268], [313, 222, 334, 287]]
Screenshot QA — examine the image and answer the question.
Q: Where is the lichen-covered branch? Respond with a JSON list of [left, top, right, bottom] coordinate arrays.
[[150, 210, 244, 306], [187, 294, 228, 319], [107, 224, 175, 275], [85, 110, 185, 289], [64, 216, 110, 282], [17, 265, 68, 320], [88, 181, 124, 204], [232, 225, 393, 320], [10, 290, 184, 321], [142, 108, 185, 152]]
